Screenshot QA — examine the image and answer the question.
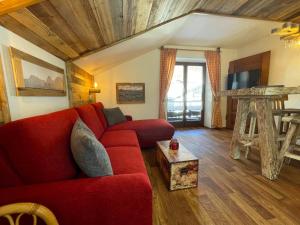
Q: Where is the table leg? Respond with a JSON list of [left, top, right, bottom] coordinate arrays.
[[256, 98, 279, 180], [230, 98, 250, 159]]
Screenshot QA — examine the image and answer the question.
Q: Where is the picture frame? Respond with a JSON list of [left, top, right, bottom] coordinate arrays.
[[116, 83, 145, 104], [9, 47, 66, 96]]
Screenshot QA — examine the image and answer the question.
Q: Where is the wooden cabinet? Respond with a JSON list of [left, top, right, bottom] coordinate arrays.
[[226, 51, 270, 129]]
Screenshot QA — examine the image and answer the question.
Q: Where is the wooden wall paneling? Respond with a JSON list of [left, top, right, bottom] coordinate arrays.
[[66, 63, 95, 107], [264, 1, 300, 21], [0, 15, 69, 60], [122, 0, 135, 37], [28, 1, 87, 54], [261, 51, 271, 85], [110, 0, 124, 41], [88, 0, 117, 44], [0, 54, 11, 124], [9, 9, 79, 59], [134, 0, 153, 34], [226, 51, 271, 129], [0, 0, 42, 16], [49, 0, 104, 50], [163, 0, 198, 22], [194, 0, 248, 14], [1, 0, 300, 62], [9, 9, 78, 58], [147, 0, 172, 28]]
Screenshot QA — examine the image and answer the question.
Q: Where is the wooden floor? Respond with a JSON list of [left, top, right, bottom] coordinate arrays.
[[142, 128, 300, 225]]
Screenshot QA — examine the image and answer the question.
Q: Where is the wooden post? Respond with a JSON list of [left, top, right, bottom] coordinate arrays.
[[65, 62, 74, 108], [256, 98, 279, 180], [230, 98, 250, 159], [0, 54, 11, 124]]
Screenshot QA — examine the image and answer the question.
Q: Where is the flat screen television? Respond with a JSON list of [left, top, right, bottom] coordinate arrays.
[[227, 69, 261, 90]]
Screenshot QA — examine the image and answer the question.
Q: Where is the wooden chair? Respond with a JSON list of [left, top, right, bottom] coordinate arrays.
[[0, 203, 59, 225], [278, 115, 300, 168]]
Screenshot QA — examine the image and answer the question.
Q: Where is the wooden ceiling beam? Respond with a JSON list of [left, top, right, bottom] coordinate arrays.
[[9, 8, 79, 58], [0, 0, 43, 16], [49, 0, 104, 50], [28, 1, 87, 54], [0, 14, 69, 60], [88, 0, 116, 44]]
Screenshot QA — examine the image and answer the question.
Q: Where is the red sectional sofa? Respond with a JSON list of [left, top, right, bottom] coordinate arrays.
[[0, 102, 175, 225]]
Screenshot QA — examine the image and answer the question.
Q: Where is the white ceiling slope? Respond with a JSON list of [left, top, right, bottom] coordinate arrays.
[[73, 16, 188, 74], [74, 13, 281, 74]]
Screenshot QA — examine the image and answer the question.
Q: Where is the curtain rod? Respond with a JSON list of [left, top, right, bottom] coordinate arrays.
[[161, 46, 221, 52]]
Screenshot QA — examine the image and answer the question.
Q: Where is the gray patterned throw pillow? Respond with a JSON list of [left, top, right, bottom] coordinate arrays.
[[71, 119, 113, 177]]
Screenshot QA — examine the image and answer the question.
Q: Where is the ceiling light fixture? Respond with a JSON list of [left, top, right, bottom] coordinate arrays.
[[271, 22, 300, 48]]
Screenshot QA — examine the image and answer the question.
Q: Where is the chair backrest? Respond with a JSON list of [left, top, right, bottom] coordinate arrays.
[[0, 203, 59, 225], [271, 95, 288, 110]]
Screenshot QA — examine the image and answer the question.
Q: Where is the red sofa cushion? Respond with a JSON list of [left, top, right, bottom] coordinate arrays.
[[0, 109, 79, 185], [75, 104, 105, 139], [0, 174, 152, 225], [0, 148, 22, 187], [107, 119, 175, 148], [106, 146, 147, 175], [92, 102, 108, 129], [100, 130, 139, 148]]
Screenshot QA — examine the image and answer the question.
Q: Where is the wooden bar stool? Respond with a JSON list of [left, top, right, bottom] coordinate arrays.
[[279, 116, 300, 166], [244, 95, 287, 158]]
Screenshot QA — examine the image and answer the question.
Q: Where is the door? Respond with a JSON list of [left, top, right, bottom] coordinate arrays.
[[167, 62, 206, 127]]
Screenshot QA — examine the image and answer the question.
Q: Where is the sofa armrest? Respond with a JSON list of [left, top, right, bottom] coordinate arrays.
[[125, 115, 133, 121], [0, 174, 152, 225]]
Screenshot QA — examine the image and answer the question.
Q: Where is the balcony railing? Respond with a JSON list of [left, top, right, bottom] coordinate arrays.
[[167, 100, 202, 122]]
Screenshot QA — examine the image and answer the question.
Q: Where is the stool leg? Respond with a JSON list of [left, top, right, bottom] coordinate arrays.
[[246, 115, 256, 159]]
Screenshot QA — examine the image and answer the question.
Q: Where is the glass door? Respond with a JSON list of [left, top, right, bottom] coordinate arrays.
[[167, 65, 184, 123], [167, 62, 206, 127]]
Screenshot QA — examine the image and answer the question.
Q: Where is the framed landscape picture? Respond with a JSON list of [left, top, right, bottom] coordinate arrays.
[[9, 47, 66, 96], [116, 83, 145, 104]]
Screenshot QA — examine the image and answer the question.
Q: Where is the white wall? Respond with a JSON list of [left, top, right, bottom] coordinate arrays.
[[236, 36, 300, 108], [95, 49, 160, 120], [95, 47, 237, 127], [0, 26, 69, 121], [220, 49, 238, 127]]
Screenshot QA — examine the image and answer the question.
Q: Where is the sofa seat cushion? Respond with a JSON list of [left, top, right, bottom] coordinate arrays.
[[100, 130, 139, 147], [106, 146, 147, 175], [0, 109, 79, 184], [75, 104, 105, 139], [107, 119, 175, 148]]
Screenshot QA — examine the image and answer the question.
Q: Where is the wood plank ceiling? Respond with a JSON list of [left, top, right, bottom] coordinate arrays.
[[0, 0, 300, 61]]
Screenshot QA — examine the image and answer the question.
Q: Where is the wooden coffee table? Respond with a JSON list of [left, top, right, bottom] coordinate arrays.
[[156, 140, 199, 191]]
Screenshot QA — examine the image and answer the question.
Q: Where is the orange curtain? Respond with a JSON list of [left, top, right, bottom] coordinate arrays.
[[159, 48, 177, 119], [205, 50, 223, 128]]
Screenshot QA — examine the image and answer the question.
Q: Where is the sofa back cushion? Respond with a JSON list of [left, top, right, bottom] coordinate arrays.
[[0, 148, 23, 187], [0, 109, 79, 185], [92, 102, 108, 129], [75, 104, 105, 139], [103, 107, 126, 126]]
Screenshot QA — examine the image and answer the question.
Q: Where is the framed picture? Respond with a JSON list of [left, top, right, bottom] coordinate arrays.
[[9, 47, 66, 96], [116, 83, 145, 104]]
